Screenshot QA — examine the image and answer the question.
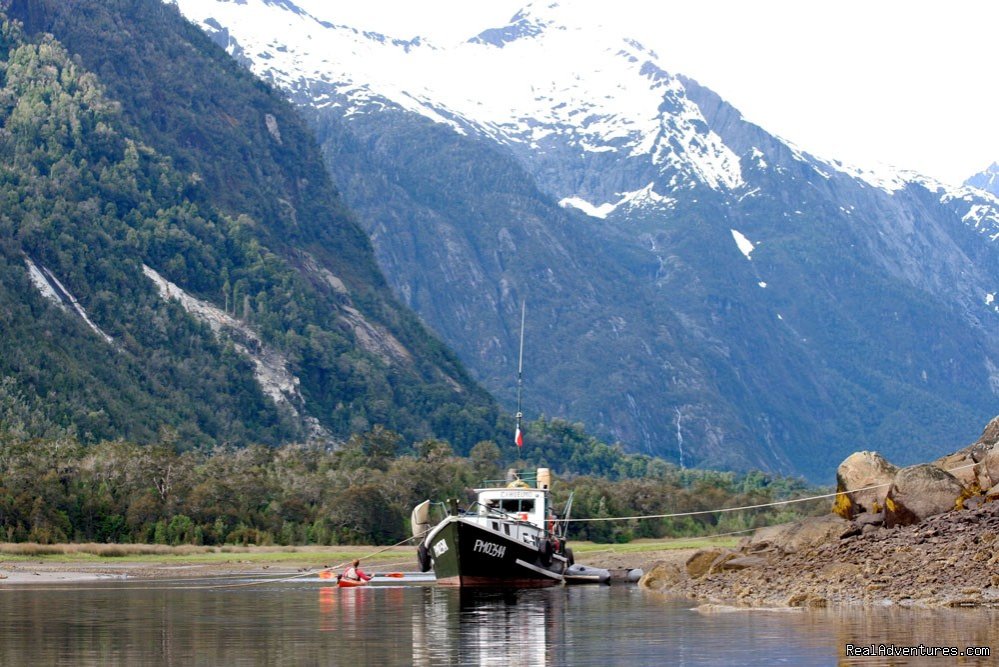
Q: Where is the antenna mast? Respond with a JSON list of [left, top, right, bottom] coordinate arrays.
[[514, 300, 525, 448]]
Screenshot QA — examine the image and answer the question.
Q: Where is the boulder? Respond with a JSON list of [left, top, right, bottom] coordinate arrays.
[[930, 415, 999, 490], [884, 464, 968, 527], [977, 415, 999, 449], [749, 515, 850, 553], [833, 451, 898, 519], [684, 549, 726, 579], [639, 562, 685, 591], [932, 450, 982, 491], [979, 444, 999, 491]]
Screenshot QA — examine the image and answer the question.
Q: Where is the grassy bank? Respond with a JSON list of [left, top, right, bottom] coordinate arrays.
[[0, 536, 740, 570], [0, 543, 411, 567]]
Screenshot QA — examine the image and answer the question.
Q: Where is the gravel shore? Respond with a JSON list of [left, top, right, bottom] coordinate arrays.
[[641, 501, 999, 608]]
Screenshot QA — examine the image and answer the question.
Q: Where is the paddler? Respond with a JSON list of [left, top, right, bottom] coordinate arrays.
[[342, 559, 372, 583]]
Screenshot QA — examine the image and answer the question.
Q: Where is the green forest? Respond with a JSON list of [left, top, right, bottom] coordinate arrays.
[[0, 416, 824, 547]]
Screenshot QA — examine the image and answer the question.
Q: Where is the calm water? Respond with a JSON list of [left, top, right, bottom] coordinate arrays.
[[0, 577, 995, 666]]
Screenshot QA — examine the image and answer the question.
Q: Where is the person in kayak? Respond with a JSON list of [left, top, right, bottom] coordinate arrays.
[[342, 559, 372, 583]]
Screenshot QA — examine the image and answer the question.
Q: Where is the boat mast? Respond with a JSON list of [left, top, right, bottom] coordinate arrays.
[[515, 300, 525, 449]]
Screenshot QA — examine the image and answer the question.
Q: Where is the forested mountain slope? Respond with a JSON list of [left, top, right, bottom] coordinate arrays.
[[0, 0, 499, 450]]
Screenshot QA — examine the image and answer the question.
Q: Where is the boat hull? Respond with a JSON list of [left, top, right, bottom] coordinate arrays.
[[426, 516, 565, 588]]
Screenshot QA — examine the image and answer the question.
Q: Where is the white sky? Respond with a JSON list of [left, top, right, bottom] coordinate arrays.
[[308, 0, 999, 187]]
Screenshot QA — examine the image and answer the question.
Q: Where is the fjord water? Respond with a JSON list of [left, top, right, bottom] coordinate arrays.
[[0, 581, 995, 665]]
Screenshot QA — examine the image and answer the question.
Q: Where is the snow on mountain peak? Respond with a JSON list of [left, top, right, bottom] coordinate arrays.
[[469, 2, 565, 47], [170, 0, 744, 195]]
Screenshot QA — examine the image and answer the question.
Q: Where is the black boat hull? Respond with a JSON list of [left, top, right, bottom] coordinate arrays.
[[427, 517, 565, 587]]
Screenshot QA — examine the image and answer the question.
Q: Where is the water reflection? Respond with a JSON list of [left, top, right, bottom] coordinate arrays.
[[411, 588, 556, 666], [0, 580, 995, 665]]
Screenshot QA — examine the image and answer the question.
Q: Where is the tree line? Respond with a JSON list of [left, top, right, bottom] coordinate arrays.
[[0, 415, 825, 547]]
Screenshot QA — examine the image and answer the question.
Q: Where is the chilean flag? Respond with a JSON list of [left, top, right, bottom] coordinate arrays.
[[515, 425, 523, 448]]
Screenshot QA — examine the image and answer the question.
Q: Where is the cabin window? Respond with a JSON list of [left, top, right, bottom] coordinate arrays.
[[499, 499, 535, 514]]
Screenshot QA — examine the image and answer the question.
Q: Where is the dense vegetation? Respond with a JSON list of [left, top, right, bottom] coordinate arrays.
[[0, 400, 822, 546], [0, 2, 500, 450]]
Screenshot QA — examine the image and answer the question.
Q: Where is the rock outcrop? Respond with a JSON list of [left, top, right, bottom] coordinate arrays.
[[883, 464, 967, 527], [833, 451, 897, 519], [641, 415, 999, 608]]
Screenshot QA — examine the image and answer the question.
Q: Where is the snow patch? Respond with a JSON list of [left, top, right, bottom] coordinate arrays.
[[560, 182, 675, 218], [559, 196, 616, 219], [730, 229, 756, 259]]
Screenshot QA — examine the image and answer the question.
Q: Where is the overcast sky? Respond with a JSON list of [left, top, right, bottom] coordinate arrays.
[[312, 0, 997, 187]]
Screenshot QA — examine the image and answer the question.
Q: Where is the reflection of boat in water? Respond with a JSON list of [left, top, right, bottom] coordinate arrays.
[[412, 468, 573, 587], [411, 587, 560, 666]]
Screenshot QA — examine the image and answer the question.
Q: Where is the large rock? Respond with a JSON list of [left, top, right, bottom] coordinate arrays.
[[639, 562, 685, 591], [833, 451, 898, 519], [977, 415, 999, 449], [935, 415, 999, 490], [932, 450, 982, 491], [981, 445, 999, 491], [749, 515, 851, 554], [884, 464, 968, 527], [684, 549, 726, 578]]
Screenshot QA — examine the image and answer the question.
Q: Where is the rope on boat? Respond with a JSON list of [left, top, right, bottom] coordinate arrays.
[[556, 461, 979, 523]]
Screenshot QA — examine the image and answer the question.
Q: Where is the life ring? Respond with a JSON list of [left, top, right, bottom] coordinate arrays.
[[539, 539, 553, 566], [417, 543, 432, 572]]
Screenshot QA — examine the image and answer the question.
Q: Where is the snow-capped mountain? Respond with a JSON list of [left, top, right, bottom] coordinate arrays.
[[172, 0, 999, 224], [967, 162, 999, 198], [169, 0, 999, 479]]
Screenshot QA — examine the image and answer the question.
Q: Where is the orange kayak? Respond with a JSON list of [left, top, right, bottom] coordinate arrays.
[[337, 578, 368, 588]]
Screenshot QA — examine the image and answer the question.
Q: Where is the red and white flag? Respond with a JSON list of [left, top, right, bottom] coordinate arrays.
[[515, 426, 523, 448]]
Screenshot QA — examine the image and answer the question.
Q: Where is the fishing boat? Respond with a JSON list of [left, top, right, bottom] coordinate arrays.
[[412, 302, 577, 587], [411, 468, 573, 587]]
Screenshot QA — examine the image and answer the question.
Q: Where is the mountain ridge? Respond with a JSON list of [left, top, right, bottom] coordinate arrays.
[[105, 1, 999, 477]]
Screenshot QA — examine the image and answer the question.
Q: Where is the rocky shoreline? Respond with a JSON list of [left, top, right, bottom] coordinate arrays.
[[641, 416, 999, 608]]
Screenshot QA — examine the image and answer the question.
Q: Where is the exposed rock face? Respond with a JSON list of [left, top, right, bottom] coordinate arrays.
[[833, 451, 898, 519], [884, 464, 967, 527]]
